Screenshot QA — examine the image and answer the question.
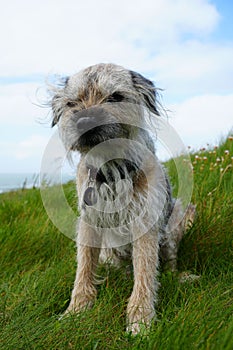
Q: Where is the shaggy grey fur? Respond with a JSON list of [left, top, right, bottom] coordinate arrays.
[[50, 63, 195, 334]]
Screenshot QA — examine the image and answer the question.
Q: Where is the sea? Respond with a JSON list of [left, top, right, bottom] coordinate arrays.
[[0, 173, 74, 194]]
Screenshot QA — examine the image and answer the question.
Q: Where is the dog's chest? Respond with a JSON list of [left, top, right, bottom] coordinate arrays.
[[81, 162, 138, 225]]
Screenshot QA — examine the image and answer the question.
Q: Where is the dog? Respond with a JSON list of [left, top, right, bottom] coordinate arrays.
[[50, 63, 195, 334]]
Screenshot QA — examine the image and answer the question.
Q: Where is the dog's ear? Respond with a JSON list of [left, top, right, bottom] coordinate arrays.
[[130, 70, 159, 115]]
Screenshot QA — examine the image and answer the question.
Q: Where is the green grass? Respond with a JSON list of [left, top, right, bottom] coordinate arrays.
[[1, 135, 233, 349]]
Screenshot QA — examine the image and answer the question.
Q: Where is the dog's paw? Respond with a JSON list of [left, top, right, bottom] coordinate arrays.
[[126, 303, 154, 336], [126, 321, 150, 336], [60, 294, 95, 319]]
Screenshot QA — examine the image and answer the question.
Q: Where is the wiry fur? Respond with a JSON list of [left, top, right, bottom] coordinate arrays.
[[50, 63, 195, 335]]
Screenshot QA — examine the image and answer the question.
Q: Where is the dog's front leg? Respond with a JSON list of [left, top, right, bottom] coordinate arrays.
[[65, 223, 100, 314], [127, 232, 159, 335]]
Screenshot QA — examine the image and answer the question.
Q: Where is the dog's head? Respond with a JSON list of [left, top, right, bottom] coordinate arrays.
[[50, 63, 160, 152]]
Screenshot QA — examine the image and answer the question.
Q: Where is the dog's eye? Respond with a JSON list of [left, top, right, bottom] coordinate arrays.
[[66, 101, 77, 108], [106, 92, 124, 103]]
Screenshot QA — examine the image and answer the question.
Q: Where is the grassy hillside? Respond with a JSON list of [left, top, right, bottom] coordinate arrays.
[[0, 136, 233, 349]]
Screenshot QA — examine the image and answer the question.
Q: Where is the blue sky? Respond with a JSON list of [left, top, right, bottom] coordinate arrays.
[[0, 0, 232, 173], [213, 1, 233, 40]]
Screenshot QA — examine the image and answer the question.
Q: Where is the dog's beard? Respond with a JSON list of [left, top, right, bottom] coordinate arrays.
[[96, 159, 140, 185], [71, 123, 129, 151]]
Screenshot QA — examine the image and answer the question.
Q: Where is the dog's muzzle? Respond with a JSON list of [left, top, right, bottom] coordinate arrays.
[[71, 107, 129, 151], [74, 107, 111, 134], [77, 116, 96, 135]]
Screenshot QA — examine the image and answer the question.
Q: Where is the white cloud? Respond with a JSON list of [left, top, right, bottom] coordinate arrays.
[[0, 83, 49, 125], [169, 94, 233, 149], [0, 135, 50, 159], [0, 82, 49, 127], [15, 135, 50, 159], [121, 0, 219, 45], [148, 41, 233, 95], [0, 0, 228, 100], [0, 0, 220, 76]]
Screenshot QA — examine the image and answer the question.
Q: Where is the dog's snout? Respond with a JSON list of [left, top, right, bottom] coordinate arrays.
[[75, 107, 110, 133], [77, 117, 94, 132]]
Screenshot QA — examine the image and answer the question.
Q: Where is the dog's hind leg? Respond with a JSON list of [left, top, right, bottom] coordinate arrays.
[[160, 200, 196, 271]]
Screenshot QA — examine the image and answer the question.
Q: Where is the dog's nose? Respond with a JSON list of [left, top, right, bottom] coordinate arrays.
[[76, 117, 95, 133]]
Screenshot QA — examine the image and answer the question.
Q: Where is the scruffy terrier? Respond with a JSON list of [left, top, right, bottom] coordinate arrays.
[[50, 63, 194, 334]]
